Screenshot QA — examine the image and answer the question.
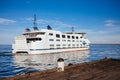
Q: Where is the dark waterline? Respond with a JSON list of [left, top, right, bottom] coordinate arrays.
[[0, 44, 120, 78]]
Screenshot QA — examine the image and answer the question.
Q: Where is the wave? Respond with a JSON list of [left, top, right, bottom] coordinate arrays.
[[0, 52, 12, 56]]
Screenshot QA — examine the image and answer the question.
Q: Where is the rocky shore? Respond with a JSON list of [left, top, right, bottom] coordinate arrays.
[[1, 58, 120, 80]]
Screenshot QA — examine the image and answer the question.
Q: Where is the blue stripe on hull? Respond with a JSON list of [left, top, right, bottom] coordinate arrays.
[[30, 47, 88, 51]]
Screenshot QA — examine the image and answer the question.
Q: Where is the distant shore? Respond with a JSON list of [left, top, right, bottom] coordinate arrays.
[[1, 58, 120, 80]]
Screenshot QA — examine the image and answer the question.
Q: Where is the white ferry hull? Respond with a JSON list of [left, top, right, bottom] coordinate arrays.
[[12, 47, 89, 54], [29, 47, 89, 54]]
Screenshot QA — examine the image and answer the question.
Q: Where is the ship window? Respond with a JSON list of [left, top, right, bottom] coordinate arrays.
[[27, 38, 42, 41], [50, 44, 54, 46], [49, 33, 53, 36], [27, 38, 42, 43], [62, 44, 66, 46], [72, 36, 74, 39], [49, 39, 54, 41], [50, 44, 54, 47], [39, 32, 45, 35], [56, 34, 60, 38], [68, 44, 71, 48], [62, 40, 66, 42], [56, 39, 60, 41], [56, 44, 60, 46], [67, 35, 70, 39], [63, 47, 66, 48], [62, 35, 65, 38], [38, 38, 42, 40], [30, 34, 37, 37], [50, 44, 54, 49], [76, 36, 78, 39], [56, 44, 61, 48], [68, 44, 71, 46], [72, 44, 75, 48], [68, 40, 71, 42]]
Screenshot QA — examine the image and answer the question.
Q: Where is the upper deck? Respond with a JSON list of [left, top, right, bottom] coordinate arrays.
[[22, 28, 86, 40]]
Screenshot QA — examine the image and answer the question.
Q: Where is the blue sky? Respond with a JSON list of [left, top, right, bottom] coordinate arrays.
[[0, 0, 120, 44]]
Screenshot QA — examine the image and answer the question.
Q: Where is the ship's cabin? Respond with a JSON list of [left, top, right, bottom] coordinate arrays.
[[64, 32, 86, 36], [22, 31, 45, 37], [26, 37, 42, 43], [22, 30, 45, 43]]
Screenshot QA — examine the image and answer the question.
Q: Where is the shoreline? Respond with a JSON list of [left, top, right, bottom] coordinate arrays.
[[1, 58, 120, 80]]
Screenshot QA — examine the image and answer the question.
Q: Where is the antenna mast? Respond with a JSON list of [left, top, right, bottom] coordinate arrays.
[[34, 14, 37, 27], [33, 14, 39, 31], [72, 26, 74, 33]]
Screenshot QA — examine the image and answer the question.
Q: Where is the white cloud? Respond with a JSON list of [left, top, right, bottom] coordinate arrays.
[[104, 19, 120, 27], [0, 18, 16, 24], [90, 35, 120, 44], [105, 20, 115, 27], [37, 19, 49, 24], [25, 18, 74, 30], [105, 23, 114, 27], [25, 17, 33, 21], [76, 28, 112, 35], [54, 20, 73, 28], [105, 20, 115, 23], [37, 19, 73, 28], [104, 20, 120, 34]]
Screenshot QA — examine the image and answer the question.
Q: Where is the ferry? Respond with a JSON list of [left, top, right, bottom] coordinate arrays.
[[12, 15, 90, 54]]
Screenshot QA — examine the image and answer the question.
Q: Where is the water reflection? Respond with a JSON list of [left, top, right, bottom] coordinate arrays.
[[13, 50, 90, 71]]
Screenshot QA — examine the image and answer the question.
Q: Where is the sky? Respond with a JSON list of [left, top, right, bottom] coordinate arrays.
[[0, 0, 120, 44]]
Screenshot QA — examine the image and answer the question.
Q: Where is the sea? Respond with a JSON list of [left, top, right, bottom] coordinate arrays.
[[0, 44, 120, 78]]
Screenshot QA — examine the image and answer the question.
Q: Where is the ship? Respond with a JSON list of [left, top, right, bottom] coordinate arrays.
[[12, 15, 90, 54]]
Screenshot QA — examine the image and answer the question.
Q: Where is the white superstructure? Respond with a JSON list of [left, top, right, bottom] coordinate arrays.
[[12, 15, 90, 54]]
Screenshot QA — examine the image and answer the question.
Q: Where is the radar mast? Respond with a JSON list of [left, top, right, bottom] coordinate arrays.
[[33, 14, 38, 31]]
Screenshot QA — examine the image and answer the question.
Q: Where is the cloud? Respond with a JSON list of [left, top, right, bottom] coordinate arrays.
[[105, 20, 115, 27], [25, 18, 74, 30], [75, 28, 113, 35], [104, 19, 120, 33], [37, 19, 49, 24], [105, 23, 114, 27], [90, 35, 120, 44], [54, 20, 73, 28], [104, 20, 120, 27], [25, 18, 48, 24], [105, 20, 115, 23], [0, 18, 16, 24], [37, 19, 73, 28], [25, 17, 33, 21]]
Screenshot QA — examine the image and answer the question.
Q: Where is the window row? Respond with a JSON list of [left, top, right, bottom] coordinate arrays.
[[50, 44, 82, 47], [49, 39, 82, 42], [49, 33, 82, 39]]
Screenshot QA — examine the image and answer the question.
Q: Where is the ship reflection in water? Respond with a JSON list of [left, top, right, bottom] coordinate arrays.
[[13, 51, 90, 71]]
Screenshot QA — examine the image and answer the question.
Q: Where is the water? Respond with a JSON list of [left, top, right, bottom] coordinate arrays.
[[0, 44, 120, 78]]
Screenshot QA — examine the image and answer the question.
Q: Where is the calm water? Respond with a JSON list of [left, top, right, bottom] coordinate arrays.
[[0, 44, 120, 78]]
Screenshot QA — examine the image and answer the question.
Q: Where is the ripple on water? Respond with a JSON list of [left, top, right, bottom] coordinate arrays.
[[0, 44, 120, 78]]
